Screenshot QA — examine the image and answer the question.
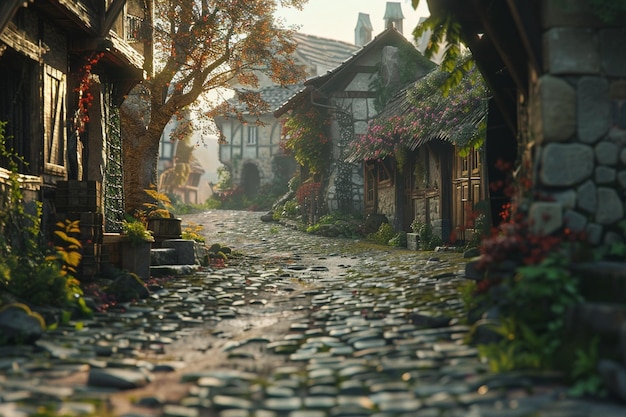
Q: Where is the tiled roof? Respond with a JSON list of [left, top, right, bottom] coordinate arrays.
[[227, 32, 359, 115], [291, 32, 360, 75], [274, 28, 420, 117]]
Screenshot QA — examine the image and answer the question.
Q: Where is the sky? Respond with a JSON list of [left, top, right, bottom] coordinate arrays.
[[275, 0, 431, 45]]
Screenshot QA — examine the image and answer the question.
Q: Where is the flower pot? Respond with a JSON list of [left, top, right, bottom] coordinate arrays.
[[147, 217, 182, 246]]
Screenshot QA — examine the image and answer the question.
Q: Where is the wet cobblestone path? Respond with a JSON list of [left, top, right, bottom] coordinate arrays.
[[1, 210, 625, 417]]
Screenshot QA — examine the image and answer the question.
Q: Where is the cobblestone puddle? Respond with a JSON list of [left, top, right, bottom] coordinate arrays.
[[1, 210, 625, 417]]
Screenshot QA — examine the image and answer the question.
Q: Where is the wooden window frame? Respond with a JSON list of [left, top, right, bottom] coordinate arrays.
[[43, 65, 67, 176]]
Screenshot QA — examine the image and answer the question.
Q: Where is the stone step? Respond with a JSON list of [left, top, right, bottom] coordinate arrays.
[[162, 239, 197, 265], [150, 248, 178, 266], [571, 261, 626, 303]]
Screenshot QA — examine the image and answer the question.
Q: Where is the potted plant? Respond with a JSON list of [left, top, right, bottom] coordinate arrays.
[[120, 219, 154, 280], [140, 188, 182, 244]]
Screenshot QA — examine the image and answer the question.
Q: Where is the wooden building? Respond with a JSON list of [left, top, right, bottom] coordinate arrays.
[[347, 63, 489, 242], [0, 0, 145, 235]]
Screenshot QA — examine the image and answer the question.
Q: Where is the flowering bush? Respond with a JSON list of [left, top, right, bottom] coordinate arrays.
[[295, 181, 322, 220], [352, 60, 488, 161]]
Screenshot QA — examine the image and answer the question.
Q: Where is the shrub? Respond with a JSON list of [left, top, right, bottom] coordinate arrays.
[[410, 220, 443, 250], [0, 121, 90, 317], [368, 222, 396, 246]]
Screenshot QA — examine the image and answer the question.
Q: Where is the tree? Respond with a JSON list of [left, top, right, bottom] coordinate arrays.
[[121, 0, 307, 215]]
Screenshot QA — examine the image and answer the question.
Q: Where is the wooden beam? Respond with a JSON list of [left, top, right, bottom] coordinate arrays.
[[102, 0, 127, 37], [506, 0, 542, 77], [464, 31, 517, 134], [470, 0, 528, 93], [0, 0, 25, 35]]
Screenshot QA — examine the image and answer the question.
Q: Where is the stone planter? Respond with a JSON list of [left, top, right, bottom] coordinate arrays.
[[407, 233, 419, 251], [120, 240, 152, 280]]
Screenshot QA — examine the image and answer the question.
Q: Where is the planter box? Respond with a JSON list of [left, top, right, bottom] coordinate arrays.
[[120, 241, 151, 280], [102, 234, 152, 280], [148, 217, 182, 247], [407, 233, 419, 251]]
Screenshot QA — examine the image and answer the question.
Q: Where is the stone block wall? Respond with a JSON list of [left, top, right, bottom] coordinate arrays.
[[529, 0, 626, 245]]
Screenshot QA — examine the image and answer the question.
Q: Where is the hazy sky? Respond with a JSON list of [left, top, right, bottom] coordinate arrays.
[[275, 0, 430, 45]]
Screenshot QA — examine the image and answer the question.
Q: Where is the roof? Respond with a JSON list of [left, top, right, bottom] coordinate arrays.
[[274, 27, 419, 117], [228, 83, 304, 114], [218, 32, 359, 117], [346, 60, 489, 162], [427, 0, 542, 133], [291, 32, 360, 75]]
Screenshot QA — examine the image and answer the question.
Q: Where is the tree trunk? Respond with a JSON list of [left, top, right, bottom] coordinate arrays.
[[120, 83, 182, 216], [121, 126, 160, 216], [120, 84, 159, 216]]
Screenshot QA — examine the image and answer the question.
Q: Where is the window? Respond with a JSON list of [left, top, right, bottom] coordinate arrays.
[[43, 65, 66, 176], [247, 126, 257, 145], [125, 15, 145, 42]]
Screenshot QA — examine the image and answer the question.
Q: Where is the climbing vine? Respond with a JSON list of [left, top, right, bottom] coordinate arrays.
[[74, 53, 104, 133], [280, 101, 331, 174]]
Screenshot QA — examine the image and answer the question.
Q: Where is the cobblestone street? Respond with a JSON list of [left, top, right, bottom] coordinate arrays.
[[1, 210, 625, 417]]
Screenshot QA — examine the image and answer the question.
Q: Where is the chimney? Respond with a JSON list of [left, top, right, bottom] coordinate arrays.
[[383, 2, 404, 34], [354, 12, 373, 46]]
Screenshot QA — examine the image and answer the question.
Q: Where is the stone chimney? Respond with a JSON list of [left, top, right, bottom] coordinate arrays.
[[383, 2, 404, 34], [354, 12, 373, 46]]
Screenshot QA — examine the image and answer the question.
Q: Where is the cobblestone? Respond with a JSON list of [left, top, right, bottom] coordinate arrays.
[[0, 210, 625, 416]]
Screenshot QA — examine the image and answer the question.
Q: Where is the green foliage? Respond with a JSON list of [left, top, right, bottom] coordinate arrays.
[[305, 211, 364, 238], [47, 219, 83, 278], [568, 337, 607, 398], [281, 101, 332, 173], [122, 218, 154, 247], [182, 222, 206, 243], [368, 222, 396, 246], [477, 254, 583, 372], [282, 200, 299, 217], [0, 121, 89, 315], [389, 231, 407, 247], [411, 1, 471, 94], [410, 220, 443, 250]]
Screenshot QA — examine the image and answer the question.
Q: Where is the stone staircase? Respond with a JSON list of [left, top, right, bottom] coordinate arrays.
[[569, 261, 626, 400], [149, 239, 206, 277]]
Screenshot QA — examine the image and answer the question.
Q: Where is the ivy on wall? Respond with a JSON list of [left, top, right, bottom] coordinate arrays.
[[280, 101, 332, 174]]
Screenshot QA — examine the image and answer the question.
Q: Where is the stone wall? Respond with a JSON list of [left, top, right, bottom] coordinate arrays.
[[528, 0, 626, 245]]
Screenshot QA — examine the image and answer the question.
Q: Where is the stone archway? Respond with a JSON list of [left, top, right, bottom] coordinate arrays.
[[241, 162, 260, 198]]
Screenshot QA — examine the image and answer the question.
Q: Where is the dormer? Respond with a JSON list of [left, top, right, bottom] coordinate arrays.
[[383, 2, 404, 34], [354, 12, 373, 47]]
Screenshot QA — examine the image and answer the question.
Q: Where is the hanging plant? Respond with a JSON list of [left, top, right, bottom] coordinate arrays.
[[280, 101, 332, 174]]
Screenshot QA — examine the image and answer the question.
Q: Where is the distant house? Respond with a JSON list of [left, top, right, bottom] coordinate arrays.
[[0, 0, 145, 263], [213, 32, 360, 198], [346, 62, 489, 242], [275, 25, 435, 220]]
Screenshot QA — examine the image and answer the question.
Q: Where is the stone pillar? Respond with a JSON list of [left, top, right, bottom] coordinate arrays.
[[527, 0, 626, 245]]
